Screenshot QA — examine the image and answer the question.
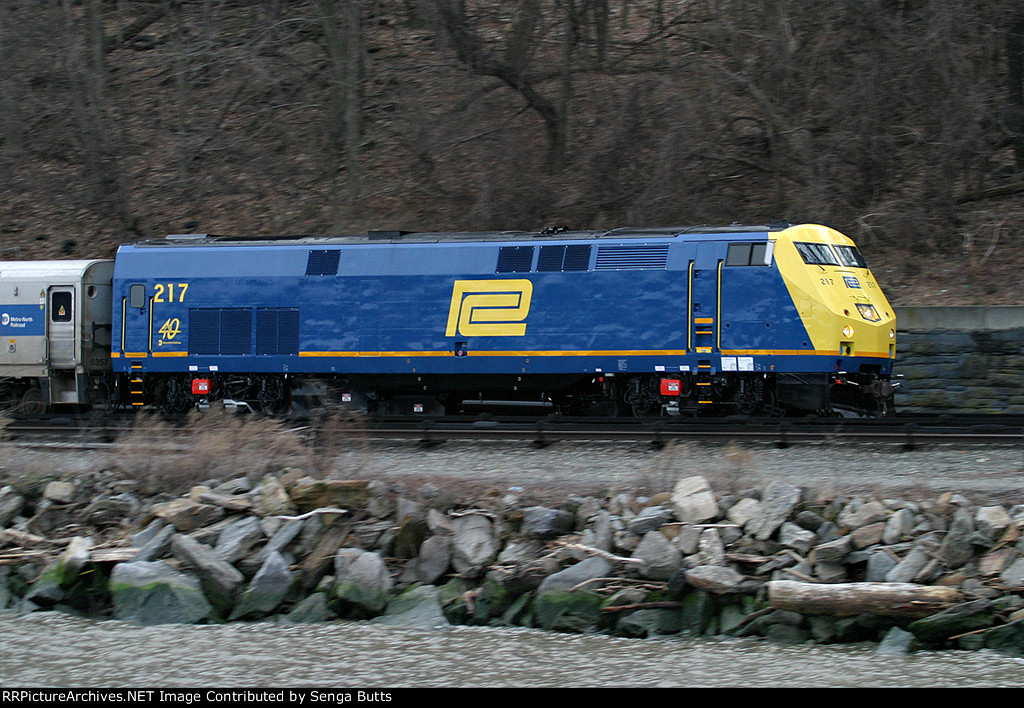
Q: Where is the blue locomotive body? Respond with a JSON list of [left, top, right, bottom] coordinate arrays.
[[107, 224, 897, 416]]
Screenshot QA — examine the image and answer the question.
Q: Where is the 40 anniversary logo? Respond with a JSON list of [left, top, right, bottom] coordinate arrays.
[[445, 279, 533, 337]]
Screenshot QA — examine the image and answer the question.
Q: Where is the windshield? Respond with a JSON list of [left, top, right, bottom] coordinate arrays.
[[794, 242, 840, 266], [833, 244, 869, 268]]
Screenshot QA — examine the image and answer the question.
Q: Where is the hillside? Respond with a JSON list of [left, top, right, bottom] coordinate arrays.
[[1, 0, 1022, 305]]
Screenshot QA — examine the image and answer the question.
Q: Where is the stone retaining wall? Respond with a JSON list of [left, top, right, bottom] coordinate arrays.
[[893, 306, 1024, 414]]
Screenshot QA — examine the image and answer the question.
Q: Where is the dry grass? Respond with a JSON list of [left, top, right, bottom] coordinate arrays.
[[99, 408, 370, 496]]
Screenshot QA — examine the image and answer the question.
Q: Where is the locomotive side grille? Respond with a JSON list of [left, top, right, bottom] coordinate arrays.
[[594, 245, 669, 270], [537, 244, 592, 272], [305, 249, 340, 276], [256, 308, 300, 355], [190, 308, 253, 355], [496, 246, 535, 273]]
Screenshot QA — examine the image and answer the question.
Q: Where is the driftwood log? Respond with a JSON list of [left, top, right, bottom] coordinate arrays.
[[768, 580, 963, 619]]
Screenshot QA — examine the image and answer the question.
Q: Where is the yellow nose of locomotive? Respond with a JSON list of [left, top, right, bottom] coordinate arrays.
[[774, 224, 896, 365]]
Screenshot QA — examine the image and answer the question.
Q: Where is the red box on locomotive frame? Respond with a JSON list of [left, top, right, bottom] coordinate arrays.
[[191, 379, 212, 395], [660, 379, 681, 396]]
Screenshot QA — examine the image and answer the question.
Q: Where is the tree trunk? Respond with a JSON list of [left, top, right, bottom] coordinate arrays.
[[767, 580, 963, 619], [1007, 12, 1024, 169]]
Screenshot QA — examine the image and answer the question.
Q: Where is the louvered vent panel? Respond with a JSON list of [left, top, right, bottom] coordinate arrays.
[[563, 245, 592, 271], [594, 245, 669, 270], [189, 308, 252, 355], [537, 246, 566, 272], [305, 249, 340, 276], [496, 246, 535, 273], [256, 308, 299, 355]]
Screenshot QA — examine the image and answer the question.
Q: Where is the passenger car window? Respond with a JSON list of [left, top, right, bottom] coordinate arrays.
[[50, 291, 73, 322]]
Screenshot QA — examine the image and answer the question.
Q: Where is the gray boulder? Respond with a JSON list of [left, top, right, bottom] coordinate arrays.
[[685, 565, 747, 594], [748, 481, 802, 540], [170, 533, 244, 616], [371, 585, 450, 629], [215, 516, 264, 564], [632, 530, 681, 580], [229, 551, 294, 620], [521, 506, 574, 538], [671, 476, 718, 523], [332, 548, 393, 616], [110, 561, 213, 625], [451, 513, 497, 578]]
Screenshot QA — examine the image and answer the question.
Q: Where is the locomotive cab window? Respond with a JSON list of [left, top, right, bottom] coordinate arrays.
[[794, 242, 841, 266], [833, 245, 869, 268], [50, 291, 73, 322], [726, 242, 771, 266], [129, 284, 145, 308]]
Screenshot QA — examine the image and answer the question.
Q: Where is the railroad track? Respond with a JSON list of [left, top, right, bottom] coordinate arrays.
[[3, 412, 1021, 450]]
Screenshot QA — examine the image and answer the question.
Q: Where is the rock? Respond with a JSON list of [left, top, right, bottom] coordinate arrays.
[[170, 533, 244, 616], [633, 530, 681, 580], [684, 565, 747, 594], [939, 508, 975, 568], [725, 498, 762, 529], [132, 524, 176, 562], [533, 557, 612, 633], [908, 599, 995, 645], [288, 477, 368, 513], [981, 619, 1024, 656], [0, 487, 25, 527], [877, 626, 917, 655], [215, 516, 264, 564], [414, 535, 452, 585], [151, 498, 225, 532], [838, 500, 889, 530], [974, 506, 1012, 543], [520, 506, 574, 538], [779, 522, 815, 555], [811, 535, 852, 564], [885, 547, 931, 583], [451, 513, 497, 578], [370, 585, 449, 629], [675, 525, 703, 555], [252, 474, 296, 517], [259, 518, 305, 562], [229, 551, 294, 620], [43, 481, 76, 504], [627, 505, 675, 535], [883, 508, 915, 544], [850, 522, 886, 549], [196, 491, 252, 513], [280, 592, 333, 624], [332, 548, 393, 616], [1001, 557, 1024, 589], [865, 550, 898, 582], [696, 528, 727, 567], [671, 476, 718, 524], [110, 561, 213, 625], [748, 481, 802, 541], [538, 556, 613, 594]]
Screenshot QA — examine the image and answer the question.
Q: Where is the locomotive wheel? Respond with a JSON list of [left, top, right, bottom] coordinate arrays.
[[19, 387, 47, 416]]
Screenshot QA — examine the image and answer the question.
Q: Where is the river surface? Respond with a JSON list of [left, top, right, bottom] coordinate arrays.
[[1, 611, 1021, 688]]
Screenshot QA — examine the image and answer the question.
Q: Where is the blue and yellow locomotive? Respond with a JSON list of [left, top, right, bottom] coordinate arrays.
[[99, 223, 896, 417]]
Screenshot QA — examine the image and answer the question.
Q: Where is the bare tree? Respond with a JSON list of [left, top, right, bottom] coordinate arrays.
[[316, 0, 365, 218]]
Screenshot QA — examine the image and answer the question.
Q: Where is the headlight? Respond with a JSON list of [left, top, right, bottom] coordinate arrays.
[[842, 325, 855, 338], [889, 329, 896, 340], [856, 304, 881, 322]]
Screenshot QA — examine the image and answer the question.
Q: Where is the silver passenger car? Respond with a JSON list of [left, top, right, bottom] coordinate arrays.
[[0, 260, 114, 413]]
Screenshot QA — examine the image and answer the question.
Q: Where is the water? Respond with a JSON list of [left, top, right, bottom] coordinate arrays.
[[1, 612, 1021, 688]]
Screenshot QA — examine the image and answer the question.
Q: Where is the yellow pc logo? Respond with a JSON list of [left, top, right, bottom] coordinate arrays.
[[445, 279, 533, 337]]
